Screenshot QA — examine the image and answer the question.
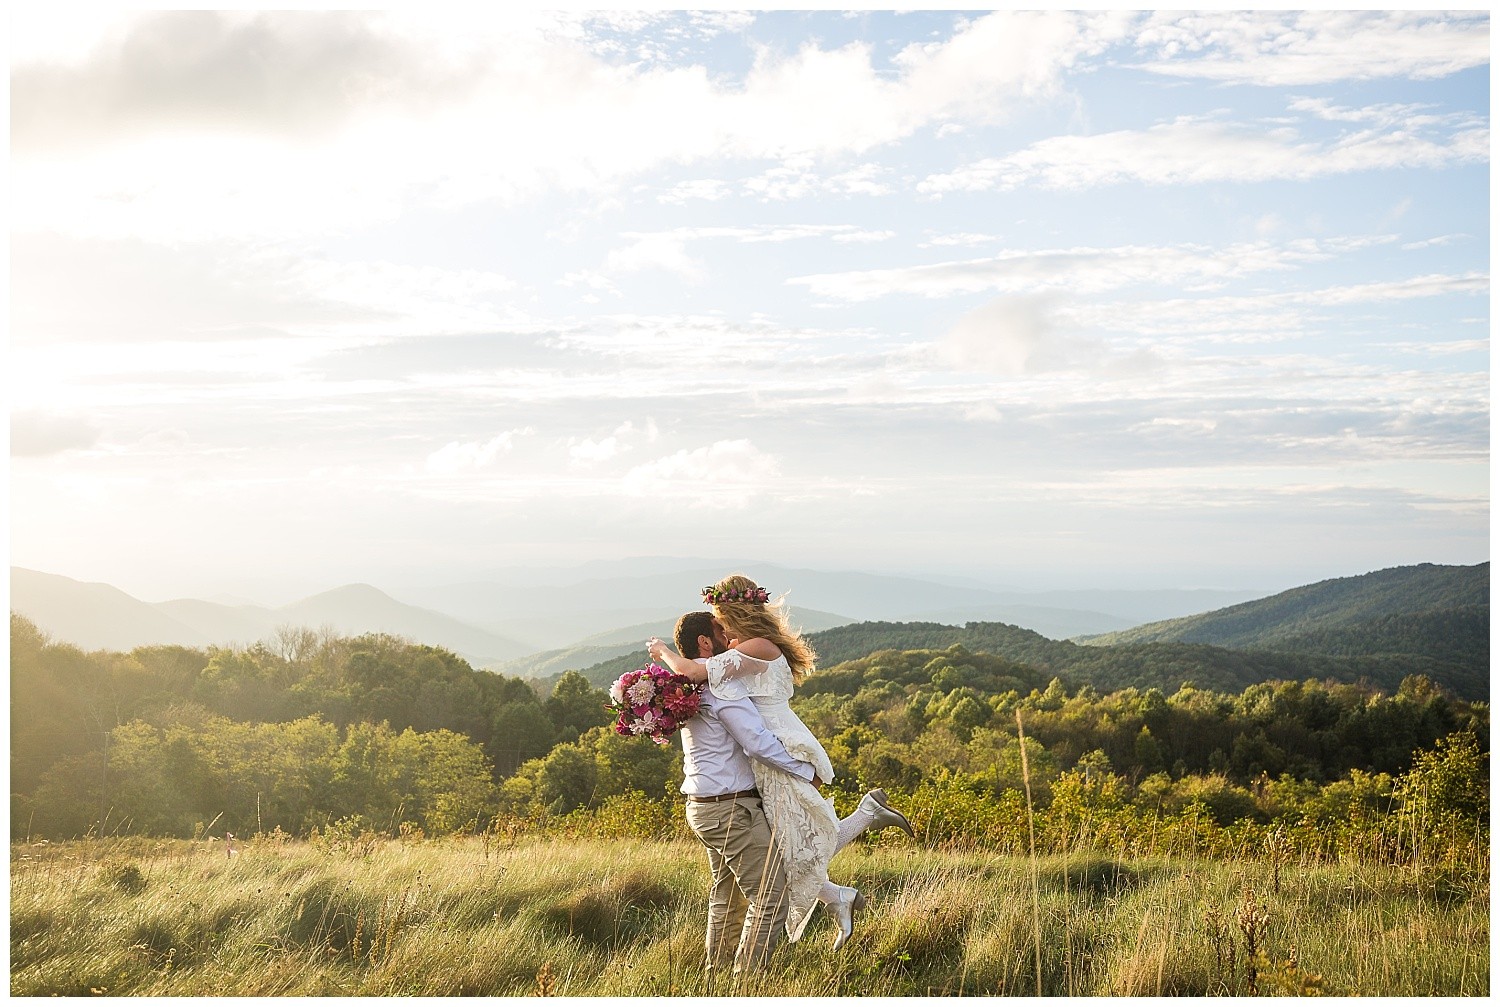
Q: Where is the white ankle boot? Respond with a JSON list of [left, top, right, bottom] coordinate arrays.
[[861, 788, 915, 838], [829, 884, 866, 951]]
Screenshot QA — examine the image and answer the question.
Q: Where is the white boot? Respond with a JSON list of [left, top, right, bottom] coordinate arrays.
[[834, 789, 916, 848], [860, 788, 915, 838], [826, 883, 866, 951]]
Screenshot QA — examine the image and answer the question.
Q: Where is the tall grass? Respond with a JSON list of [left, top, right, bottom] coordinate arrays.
[[10, 832, 1487, 997]]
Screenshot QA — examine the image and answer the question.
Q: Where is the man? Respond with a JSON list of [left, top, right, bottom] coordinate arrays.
[[677, 612, 915, 853], [673, 609, 817, 973]]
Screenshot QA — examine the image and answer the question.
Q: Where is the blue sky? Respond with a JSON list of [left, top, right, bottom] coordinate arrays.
[[8, 10, 1490, 602]]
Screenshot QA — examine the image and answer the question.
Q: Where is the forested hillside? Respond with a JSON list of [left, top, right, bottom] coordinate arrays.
[[1084, 562, 1488, 649], [10, 616, 610, 837], [10, 609, 1487, 846], [565, 612, 1488, 702]]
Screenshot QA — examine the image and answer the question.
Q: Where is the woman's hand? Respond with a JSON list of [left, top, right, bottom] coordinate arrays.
[[648, 638, 709, 683]]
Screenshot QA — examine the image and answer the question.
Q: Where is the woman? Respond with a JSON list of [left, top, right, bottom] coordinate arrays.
[[649, 573, 911, 949]]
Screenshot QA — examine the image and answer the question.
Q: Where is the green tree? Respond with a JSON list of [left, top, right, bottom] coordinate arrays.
[[544, 671, 611, 744], [534, 742, 598, 814], [1134, 725, 1165, 774]]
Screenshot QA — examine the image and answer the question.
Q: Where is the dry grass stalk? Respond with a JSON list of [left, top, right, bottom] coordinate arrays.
[[1014, 708, 1043, 997]]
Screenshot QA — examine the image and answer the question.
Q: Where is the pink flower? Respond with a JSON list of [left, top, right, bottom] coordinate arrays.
[[608, 664, 700, 744]]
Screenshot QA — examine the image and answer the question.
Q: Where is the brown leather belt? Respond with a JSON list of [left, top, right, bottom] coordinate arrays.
[[688, 789, 760, 804]]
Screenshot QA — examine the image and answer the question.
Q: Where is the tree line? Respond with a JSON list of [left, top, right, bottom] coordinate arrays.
[[802, 618, 1489, 699], [11, 615, 609, 838], [9, 614, 1488, 862]]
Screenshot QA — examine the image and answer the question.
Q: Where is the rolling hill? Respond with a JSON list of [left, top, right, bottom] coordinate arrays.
[[394, 559, 1262, 647], [1079, 562, 1487, 649], [10, 568, 212, 651], [491, 606, 856, 682], [10, 569, 532, 664], [563, 559, 1491, 700]]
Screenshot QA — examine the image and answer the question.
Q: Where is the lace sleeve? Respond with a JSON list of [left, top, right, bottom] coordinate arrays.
[[703, 649, 779, 701]]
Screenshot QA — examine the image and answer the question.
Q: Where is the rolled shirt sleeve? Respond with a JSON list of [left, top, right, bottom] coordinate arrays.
[[716, 694, 816, 783]]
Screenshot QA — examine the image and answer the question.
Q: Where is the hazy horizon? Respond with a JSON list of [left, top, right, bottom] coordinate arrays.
[[10, 554, 1474, 615], [10, 12, 1489, 609]]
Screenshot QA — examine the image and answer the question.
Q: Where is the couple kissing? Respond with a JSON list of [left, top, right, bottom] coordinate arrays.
[[647, 573, 913, 975]]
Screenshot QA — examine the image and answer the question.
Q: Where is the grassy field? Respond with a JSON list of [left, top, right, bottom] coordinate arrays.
[[10, 834, 1488, 997]]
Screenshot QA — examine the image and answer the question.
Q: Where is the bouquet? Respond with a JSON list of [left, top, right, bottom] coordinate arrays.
[[607, 663, 701, 745]]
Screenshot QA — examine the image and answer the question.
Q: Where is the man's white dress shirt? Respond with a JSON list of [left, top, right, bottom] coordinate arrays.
[[679, 685, 815, 796]]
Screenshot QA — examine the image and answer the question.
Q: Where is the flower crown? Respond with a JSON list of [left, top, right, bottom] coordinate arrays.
[[703, 584, 770, 606]]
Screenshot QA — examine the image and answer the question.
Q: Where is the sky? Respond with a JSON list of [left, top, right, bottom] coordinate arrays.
[[8, 9, 1491, 604]]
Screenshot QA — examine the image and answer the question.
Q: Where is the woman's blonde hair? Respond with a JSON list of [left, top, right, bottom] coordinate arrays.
[[706, 573, 817, 683]]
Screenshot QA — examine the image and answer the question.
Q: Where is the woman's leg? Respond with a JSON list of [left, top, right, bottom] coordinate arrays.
[[835, 789, 915, 850]]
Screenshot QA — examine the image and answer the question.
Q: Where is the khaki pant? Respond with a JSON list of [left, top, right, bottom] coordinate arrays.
[[685, 796, 789, 973]]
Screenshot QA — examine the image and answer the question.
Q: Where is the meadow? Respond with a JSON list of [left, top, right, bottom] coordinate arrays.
[[10, 831, 1488, 997]]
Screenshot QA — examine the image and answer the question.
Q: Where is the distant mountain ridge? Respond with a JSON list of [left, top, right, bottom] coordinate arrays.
[[10, 568, 532, 665], [1080, 563, 1488, 649], [488, 607, 856, 682], [11, 560, 1265, 665], [14, 562, 1483, 700], [393, 559, 1264, 645], [552, 563, 1490, 700]]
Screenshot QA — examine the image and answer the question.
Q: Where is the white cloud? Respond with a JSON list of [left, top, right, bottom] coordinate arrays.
[[744, 162, 826, 202], [1400, 234, 1468, 251], [570, 436, 626, 464], [1132, 11, 1489, 86], [296, 259, 521, 336], [601, 224, 895, 279], [790, 238, 1345, 301], [11, 11, 464, 151], [919, 109, 1487, 195], [938, 296, 1078, 376], [11, 233, 528, 345], [425, 430, 525, 474], [604, 233, 706, 281], [568, 419, 659, 466], [657, 178, 733, 204], [743, 159, 897, 201], [921, 232, 1003, 248], [1302, 272, 1489, 306], [638, 224, 894, 245], [11, 411, 103, 457], [1384, 340, 1490, 357], [1286, 97, 1473, 130], [827, 163, 894, 198], [891, 10, 1135, 119], [622, 439, 780, 501], [1069, 271, 1489, 342], [12, 10, 1135, 243]]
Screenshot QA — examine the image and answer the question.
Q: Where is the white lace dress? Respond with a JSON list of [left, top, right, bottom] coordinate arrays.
[[704, 649, 839, 942]]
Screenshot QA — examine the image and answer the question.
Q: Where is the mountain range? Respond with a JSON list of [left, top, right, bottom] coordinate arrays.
[[387, 559, 1265, 645], [556, 562, 1489, 700], [8, 561, 1263, 668], [9, 560, 1488, 700], [10, 569, 534, 665]]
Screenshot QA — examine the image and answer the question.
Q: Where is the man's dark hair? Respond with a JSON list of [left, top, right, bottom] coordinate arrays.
[[674, 611, 716, 659]]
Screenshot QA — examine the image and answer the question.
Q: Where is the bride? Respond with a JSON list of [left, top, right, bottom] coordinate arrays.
[[649, 573, 913, 950]]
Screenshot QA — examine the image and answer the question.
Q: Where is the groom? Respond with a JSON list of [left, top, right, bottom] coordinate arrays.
[[674, 609, 819, 974]]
